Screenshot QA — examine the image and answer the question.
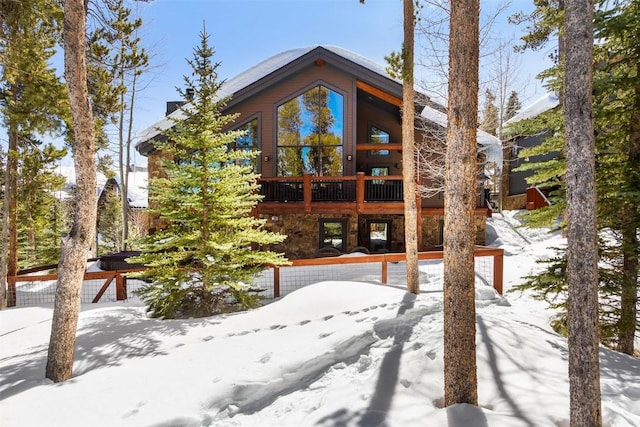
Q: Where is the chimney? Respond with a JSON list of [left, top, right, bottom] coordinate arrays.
[[165, 101, 184, 116]]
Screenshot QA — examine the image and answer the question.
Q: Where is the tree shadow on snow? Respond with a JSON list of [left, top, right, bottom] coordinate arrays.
[[315, 292, 433, 427], [0, 308, 196, 400], [476, 316, 535, 427]]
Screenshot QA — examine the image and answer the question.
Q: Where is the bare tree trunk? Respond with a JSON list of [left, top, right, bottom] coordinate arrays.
[[122, 66, 140, 250], [564, 0, 602, 425], [443, 0, 479, 406], [403, 0, 419, 294], [118, 71, 127, 251], [0, 126, 17, 308], [2, 85, 21, 308], [0, 161, 8, 309], [46, 0, 97, 383], [8, 124, 18, 299]]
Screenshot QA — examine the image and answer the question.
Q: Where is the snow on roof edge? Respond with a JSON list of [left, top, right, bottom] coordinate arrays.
[[504, 92, 560, 125]]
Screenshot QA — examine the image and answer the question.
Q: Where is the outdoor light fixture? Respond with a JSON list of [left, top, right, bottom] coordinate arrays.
[[264, 155, 270, 162], [347, 154, 353, 161]]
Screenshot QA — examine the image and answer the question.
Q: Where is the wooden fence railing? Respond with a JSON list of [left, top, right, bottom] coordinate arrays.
[[6, 268, 145, 307], [7, 246, 503, 307], [269, 246, 504, 298]]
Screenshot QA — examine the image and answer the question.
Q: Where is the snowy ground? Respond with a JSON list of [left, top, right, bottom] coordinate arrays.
[[1, 211, 638, 427]]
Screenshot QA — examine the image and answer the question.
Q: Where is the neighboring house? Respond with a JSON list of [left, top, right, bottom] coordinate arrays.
[[56, 165, 148, 210], [136, 46, 501, 259], [501, 92, 560, 210]]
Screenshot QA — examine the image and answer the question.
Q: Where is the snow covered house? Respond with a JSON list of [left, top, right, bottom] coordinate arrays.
[[136, 46, 500, 259], [502, 92, 560, 210]]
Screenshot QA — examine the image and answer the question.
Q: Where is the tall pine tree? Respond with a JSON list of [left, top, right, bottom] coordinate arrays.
[[480, 88, 499, 135], [509, 0, 639, 355], [0, 0, 68, 307], [131, 28, 287, 319], [504, 90, 522, 121]]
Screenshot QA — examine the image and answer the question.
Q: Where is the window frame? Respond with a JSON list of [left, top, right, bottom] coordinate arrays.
[[275, 82, 346, 177], [368, 123, 391, 157], [229, 114, 261, 172], [319, 218, 348, 252], [366, 219, 392, 252]]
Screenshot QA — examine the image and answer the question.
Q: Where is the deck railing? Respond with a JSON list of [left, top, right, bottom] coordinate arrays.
[[258, 172, 403, 204]]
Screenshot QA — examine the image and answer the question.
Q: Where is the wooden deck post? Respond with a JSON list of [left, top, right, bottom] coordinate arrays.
[[493, 251, 504, 295], [116, 272, 126, 301], [303, 173, 312, 213], [356, 172, 365, 213], [381, 259, 388, 284], [416, 192, 423, 250], [7, 276, 16, 307], [273, 266, 280, 298]]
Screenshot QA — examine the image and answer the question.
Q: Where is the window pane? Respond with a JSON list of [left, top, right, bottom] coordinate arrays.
[[236, 119, 258, 149], [369, 221, 389, 252], [233, 118, 259, 169], [370, 126, 390, 156], [371, 166, 389, 184], [277, 85, 343, 176], [322, 221, 344, 251], [277, 146, 306, 176]]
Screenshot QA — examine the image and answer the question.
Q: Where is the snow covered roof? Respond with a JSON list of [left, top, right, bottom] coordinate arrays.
[[137, 44, 500, 166], [504, 92, 560, 125], [55, 165, 148, 209], [136, 45, 400, 146], [420, 106, 503, 167]]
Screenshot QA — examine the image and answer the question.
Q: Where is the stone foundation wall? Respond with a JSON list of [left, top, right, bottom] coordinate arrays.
[[261, 213, 359, 259], [261, 212, 488, 259]]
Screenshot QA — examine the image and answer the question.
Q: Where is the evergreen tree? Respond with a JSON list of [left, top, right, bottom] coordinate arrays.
[[97, 187, 124, 255], [480, 88, 499, 135], [504, 90, 522, 121], [509, 0, 639, 355], [131, 29, 288, 319], [17, 141, 67, 267], [0, 0, 68, 307], [592, 0, 640, 355]]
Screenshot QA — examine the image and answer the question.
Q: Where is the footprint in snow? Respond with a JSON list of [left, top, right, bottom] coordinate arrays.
[[299, 320, 311, 325], [259, 352, 272, 363], [319, 332, 334, 339], [324, 315, 334, 321]]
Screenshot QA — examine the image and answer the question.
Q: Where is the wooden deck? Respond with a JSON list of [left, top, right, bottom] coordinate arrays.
[[256, 172, 491, 217]]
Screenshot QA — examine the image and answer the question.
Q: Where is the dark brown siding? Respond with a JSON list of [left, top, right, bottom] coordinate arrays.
[[355, 100, 403, 175]]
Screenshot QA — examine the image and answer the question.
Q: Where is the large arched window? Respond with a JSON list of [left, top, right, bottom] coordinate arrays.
[[276, 85, 344, 176]]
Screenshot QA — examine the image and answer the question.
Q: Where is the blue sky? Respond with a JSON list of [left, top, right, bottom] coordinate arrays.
[[132, 0, 552, 140]]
